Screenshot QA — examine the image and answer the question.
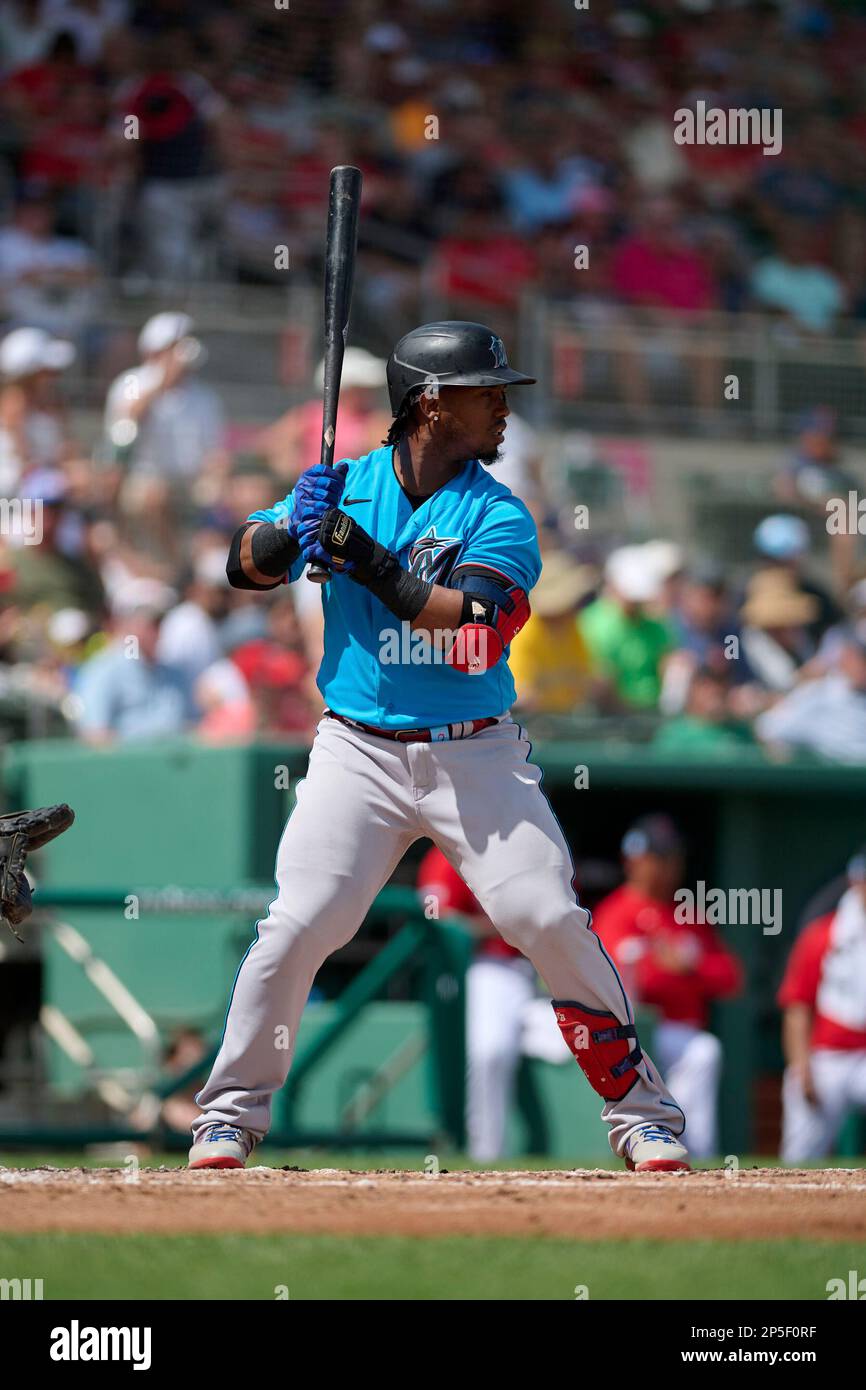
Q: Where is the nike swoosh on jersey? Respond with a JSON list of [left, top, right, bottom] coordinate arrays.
[[342, 497, 372, 506]]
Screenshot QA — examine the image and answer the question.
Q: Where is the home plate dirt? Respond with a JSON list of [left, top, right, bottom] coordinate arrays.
[[1, 1167, 865, 1241]]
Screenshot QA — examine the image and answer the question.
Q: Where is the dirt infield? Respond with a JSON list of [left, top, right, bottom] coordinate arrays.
[[1, 1166, 865, 1241]]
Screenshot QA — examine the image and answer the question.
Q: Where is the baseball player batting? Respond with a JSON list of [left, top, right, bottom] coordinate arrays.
[[188, 321, 689, 1173]]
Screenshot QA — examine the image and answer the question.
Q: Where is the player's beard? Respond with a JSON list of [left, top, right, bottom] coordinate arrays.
[[477, 447, 502, 466], [434, 414, 500, 466]]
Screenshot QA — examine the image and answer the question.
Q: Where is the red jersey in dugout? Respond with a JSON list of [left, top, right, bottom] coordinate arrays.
[[591, 883, 742, 1028], [416, 846, 522, 961], [777, 888, 866, 1050]]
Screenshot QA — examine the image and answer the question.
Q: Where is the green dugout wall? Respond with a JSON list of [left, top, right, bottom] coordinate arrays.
[[3, 736, 866, 1155]]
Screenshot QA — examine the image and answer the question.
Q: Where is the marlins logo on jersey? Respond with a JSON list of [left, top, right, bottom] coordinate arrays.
[[408, 526, 462, 583]]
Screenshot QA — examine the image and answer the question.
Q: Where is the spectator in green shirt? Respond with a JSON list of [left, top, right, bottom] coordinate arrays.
[[579, 545, 674, 709], [654, 665, 755, 755]]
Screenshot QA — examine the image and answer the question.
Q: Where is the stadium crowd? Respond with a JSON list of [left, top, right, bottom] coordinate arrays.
[[0, 0, 864, 757]]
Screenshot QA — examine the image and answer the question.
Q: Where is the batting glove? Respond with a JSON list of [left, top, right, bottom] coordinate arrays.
[[291, 461, 348, 539], [297, 509, 356, 573]]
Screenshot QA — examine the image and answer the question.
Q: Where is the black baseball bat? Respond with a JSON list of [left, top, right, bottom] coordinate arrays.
[[307, 164, 363, 583]]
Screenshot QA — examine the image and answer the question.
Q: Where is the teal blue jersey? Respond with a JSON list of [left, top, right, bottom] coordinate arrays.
[[248, 445, 541, 730]]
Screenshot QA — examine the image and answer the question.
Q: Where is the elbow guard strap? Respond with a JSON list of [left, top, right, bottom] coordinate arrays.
[[444, 582, 530, 674]]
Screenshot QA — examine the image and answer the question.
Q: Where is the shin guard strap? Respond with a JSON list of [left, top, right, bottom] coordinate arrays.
[[552, 999, 643, 1101]]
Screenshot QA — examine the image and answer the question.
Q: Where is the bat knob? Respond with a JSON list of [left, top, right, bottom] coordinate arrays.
[[307, 564, 331, 584]]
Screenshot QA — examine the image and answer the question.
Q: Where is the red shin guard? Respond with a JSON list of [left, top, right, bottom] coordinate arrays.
[[552, 1000, 643, 1101]]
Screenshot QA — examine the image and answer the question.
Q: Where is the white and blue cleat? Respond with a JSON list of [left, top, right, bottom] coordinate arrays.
[[624, 1124, 690, 1172], [188, 1123, 257, 1170]]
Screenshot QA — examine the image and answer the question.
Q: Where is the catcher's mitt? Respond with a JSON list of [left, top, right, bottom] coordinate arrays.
[[0, 804, 74, 937]]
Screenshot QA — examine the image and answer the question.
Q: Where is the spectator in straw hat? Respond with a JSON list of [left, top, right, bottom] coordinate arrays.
[[509, 551, 597, 713], [739, 571, 819, 695]]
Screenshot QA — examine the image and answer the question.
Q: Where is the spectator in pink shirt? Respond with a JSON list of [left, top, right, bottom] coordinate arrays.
[[612, 195, 719, 419]]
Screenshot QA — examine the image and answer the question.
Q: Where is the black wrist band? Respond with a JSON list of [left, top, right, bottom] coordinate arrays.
[[365, 558, 433, 623], [250, 520, 300, 578]]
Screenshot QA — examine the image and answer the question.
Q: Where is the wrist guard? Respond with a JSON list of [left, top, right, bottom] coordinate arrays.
[[319, 509, 432, 622]]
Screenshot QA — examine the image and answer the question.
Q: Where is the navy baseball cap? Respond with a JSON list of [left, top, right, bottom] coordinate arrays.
[[621, 814, 684, 859]]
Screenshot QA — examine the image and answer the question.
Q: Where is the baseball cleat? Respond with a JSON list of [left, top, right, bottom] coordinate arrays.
[[624, 1124, 690, 1172], [188, 1123, 256, 1170]]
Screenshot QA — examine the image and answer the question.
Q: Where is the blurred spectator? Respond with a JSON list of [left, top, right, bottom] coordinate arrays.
[[2, 465, 105, 618], [230, 590, 317, 737], [751, 222, 845, 338], [489, 410, 551, 533], [668, 560, 741, 674], [194, 656, 255, 744], [255, 348, 389, 484], [739, 570, 818, 694], [432, 198, 536, 341], [751, 513, 842, 642], [509, 551, 597, 714], [654, 665, 755, 756], [773, 406, 858, 510], [416, 843, 567, 1164], [500, 121, 599, 234], [778, 848, 866, 1161], [104, 311, 227, 545], [579, 545, 674, 710], [755, 628, 866, 764], [73, 590, 195, 744], [0, 2, 57, 70], [41, 2, 128, 66], [2, 27, 93, 125], [592, 814, 742, 1157], [612, 200, 714, 315], [0, 326, 77, 491], [20, 79, 110, 241], [0, 186, 99, 341], [611, 195, 718, 414], [111, 29, 228, 287], [155, 545, 231, 689]]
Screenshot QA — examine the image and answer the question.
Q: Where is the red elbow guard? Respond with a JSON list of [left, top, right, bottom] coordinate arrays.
[[445, 584, 530, 674], [445, 623, 503, 674]]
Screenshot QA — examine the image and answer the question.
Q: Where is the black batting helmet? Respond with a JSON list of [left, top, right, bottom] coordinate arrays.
[[386, 321, 536, 416]]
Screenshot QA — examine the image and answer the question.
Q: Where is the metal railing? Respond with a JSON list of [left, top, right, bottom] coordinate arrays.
[[0, 884, 473, 1150]]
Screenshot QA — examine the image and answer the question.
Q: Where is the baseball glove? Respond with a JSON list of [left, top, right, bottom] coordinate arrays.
[[0, 804, 74, 938]]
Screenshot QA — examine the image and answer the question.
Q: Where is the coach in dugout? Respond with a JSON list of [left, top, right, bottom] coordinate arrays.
[[778, 849, 866, 1162], [592, 815, 742, 1158]]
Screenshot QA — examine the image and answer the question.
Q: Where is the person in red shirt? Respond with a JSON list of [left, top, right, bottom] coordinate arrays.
[[592, 814, 741, 1156], [416, 844, 568, 1162], [777, 850, 866, 1162]]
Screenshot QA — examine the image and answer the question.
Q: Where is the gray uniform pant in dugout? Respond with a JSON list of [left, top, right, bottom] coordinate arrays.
[[193, 716, 685, 1154]]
